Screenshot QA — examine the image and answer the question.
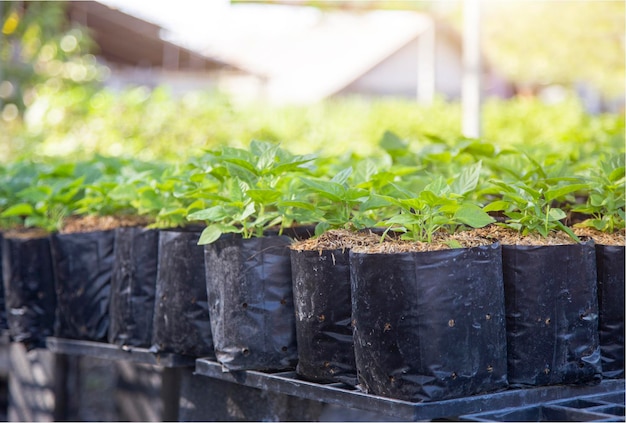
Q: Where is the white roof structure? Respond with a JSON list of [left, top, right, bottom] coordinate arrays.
[[201, 5, 432, 103], [97, 1, 446, 104]]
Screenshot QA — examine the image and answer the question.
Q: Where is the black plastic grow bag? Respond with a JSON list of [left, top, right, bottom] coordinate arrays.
[[0, 233, 7, 331], [204, 235, 297, 371], [150, 229, 214, 357], [2, 235, 56, 349], [50, 230, 114, 342], [108, 226, 159, 348], [502, 240, 602, 386], [291, 248, 356, 385], [350, 243, 508, 402], [595, 244, 624, 379]]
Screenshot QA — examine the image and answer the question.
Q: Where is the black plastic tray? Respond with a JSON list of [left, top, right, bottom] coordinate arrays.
[[461, 391, 625, 421], [46, 337, 195, 367], [195, 358, 624, 421], [42, 338, 625, 421]]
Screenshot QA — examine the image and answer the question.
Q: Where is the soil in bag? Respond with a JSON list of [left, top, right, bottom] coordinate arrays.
[[502, 240, 602, 386], [595, 244, 625, 379], [51, 230, 115, 342], [350, 243, 508, 402], [108, 226, 159, 348], [205, 235, 297, 371], [2, 234, 56, 349], [291, 248, 356, 385], [150, 229, 214, 357]]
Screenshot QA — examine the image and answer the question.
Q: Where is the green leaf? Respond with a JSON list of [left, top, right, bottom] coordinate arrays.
[[189, 172, 206, 183], [54, 182, 85, 205], [548, 208, 567, 221], [44, 163, 76, 178], [455, 204, 495, 228], [431, 215, 450, 226], [1, 203, 35, 217], [608, 167, 625, 183], [18, 186, 51, 203], [555, 220, 581, 243], [483, 200, 510, 212], [186, 199, 206, 213], [246, 189, 281, 204], [158, 207, 187, 218], [590, 193, 606, 207], [224, 164, 257, 184], [461, 141, 496, 158], [249, 139, 275, 158], [379, 130, 408, 156], [424, 150, 452, 164], [423, 176, 448, 196], [301, 178, 344, 202], [360, 194, 393, 211], [135, 190, 166, 213], [418, 190, 441, 206], [450, 162, 482, 195], [198, 226, 223, 245], [343, 187, 369, 202], [544, 184, 588, 202], [238, 202, 256, 221], [353, 159, 379, 185], [394, 197, 423, 212], [490, 180, 517, 193], [523, 153, 547, 179], [331, 167, 353, 185], [385, 213, 420, 226], [271, 155, 316, 174], [255, 142, 279, 172], [517, 184, 542, 201], [439, 200, 461, 214], [505, 211, 524, 220], [277, 200, 316, 211]]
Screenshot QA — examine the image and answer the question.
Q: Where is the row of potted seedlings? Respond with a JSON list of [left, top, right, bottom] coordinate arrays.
[[0, 141, 623, 403]]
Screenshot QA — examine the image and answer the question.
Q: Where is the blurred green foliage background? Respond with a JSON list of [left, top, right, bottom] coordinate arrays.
[[0, 1, 624, 164]]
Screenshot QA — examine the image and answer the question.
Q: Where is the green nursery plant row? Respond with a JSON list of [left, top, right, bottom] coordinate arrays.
[[1, 87, 623, 164], [1, 136, 623, 243]]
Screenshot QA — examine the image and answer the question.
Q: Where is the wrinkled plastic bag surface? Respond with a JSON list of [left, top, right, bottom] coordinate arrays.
[[150, 229, 214, 357], [0, 234, 7, 331], [205, 235, 297, 371], [291, 248, 356, 385], [108, 227, 159, 348], [502, 241, 602, 386], [51, 230, 114, 342], [2, 235, 56, 349], [595, 244, 624, 379], [350, 243, 508, 402]]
